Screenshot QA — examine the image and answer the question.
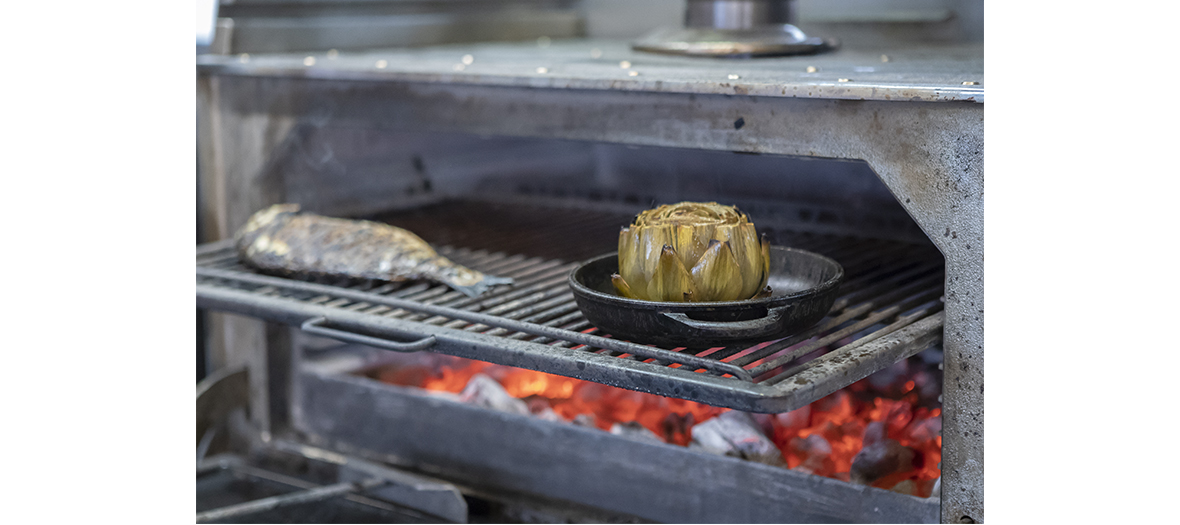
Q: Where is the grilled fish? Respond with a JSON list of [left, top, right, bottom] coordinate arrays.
[[234, 204, 513, 297]]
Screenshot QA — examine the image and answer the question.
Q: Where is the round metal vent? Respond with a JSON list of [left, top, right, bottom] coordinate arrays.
[[632, 0, 835, 58]]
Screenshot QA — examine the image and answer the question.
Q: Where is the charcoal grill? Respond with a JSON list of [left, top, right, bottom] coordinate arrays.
[[197, 26, 982, 524]]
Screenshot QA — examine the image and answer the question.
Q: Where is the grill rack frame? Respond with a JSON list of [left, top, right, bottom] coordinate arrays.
[[196, 201, 945, 413]]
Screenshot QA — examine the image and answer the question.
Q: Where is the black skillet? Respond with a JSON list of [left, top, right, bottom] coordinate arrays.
[[568, 247, 843, 347]]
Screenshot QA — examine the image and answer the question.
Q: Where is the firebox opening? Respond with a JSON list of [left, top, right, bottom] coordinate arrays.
[[266, 133, 948, 499]]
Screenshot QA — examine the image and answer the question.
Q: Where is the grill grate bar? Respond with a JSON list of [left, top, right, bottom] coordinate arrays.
[[484, 301, 582, 338], [826, 260, 943, 312], [196, 239, 236, 260], [749, 283, 945, 379], [468, 293, 577, 332], [372, 260, 542, 316], [420, 263, 578, 324], [762, 306, 946, 387], [378, 255, 560, 319], [509, 311, 589, 341]]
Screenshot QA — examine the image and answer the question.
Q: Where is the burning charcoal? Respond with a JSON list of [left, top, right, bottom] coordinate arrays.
[[773, 405, 810, 431], [889, 479, 918, 496], [912, 369, 942, 406], [850, 422, 916, 487], [788, 434, 834, 476], [610, 421, 664, 443], [906, 416, 941, 444], [690, 411, 786, 467], [770, 405, 811, 447], [523, 396, 563, 422], [533, 406, 564, 422], [750, 413, 775, 437], [538, 409, 564, 422], [571, 413, 598, 428], [661, 411, 694, 445], [458, 374, 530, 416]]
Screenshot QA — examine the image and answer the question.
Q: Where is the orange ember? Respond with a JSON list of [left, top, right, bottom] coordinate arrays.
[[376, 360, 725, 445], [373, 357, 941, 497]]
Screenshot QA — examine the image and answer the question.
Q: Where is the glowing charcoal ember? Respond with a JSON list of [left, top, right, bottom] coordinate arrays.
[[689, 411, 785, 467], [459, 374, 530, 416], [788, 434, 835, 476], [525, 397, 565, 422], [911, 369, 941, 405], [900, 416, 943, 483], [610, 421, 664, 443], [771, 405, 811, 441], [866, 397, 915, 441], [889, 479, 919, 496], [802, 419, 866, 476], [367, 353, 944, 497], [571, 413, 598, 428], [659, 412, 695, 445], [849, 422, 918, 488]]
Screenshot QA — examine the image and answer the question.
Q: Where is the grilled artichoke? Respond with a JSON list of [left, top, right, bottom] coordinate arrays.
[[612, 202, 771, 302]]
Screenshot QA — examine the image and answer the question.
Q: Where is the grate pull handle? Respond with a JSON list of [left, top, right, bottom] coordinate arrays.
[[660, 304, 792, 338], [300, 317, 437, 352]]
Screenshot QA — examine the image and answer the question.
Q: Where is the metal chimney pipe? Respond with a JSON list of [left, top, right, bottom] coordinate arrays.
[[634, 0, 827, 57], [685, 0, 795, 30]]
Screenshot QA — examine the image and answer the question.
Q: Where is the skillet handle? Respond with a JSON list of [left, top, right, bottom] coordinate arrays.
[[660, 305, 792, 338], [300, 316, 437, 352]]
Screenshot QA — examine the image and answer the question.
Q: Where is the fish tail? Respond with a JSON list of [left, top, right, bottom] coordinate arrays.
[[449, 275, 514, 298]]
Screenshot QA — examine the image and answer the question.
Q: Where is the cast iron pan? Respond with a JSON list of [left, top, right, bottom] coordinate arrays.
[[569, 247, 844, 347]]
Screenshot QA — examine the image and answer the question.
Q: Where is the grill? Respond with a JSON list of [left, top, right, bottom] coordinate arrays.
[[198, 7, 983, 520], [197, 199, 943, 413]]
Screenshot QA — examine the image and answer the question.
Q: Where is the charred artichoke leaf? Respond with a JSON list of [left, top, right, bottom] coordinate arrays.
[[650, 245, 699, 302], [759, 233, 771, 292], [611, 273, 637, 299], [691, 240, 746, 302]]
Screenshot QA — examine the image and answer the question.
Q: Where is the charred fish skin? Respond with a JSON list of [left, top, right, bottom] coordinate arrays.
[[234, 204, 513, 297]]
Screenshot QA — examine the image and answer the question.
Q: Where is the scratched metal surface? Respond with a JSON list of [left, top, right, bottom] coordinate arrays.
[[196, 38, 983, 103]]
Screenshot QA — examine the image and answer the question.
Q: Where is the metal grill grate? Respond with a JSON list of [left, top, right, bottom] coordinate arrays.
[[197, 200, 943, 413]]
